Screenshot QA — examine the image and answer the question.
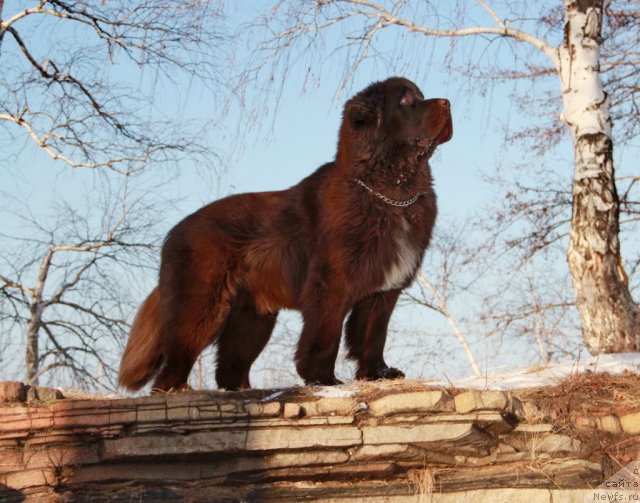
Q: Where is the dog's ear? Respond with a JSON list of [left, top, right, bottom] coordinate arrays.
[[343, 87, 382, 130]]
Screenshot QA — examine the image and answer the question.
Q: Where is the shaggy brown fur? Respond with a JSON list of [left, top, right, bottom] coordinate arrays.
[[119, 77, 452, 391]]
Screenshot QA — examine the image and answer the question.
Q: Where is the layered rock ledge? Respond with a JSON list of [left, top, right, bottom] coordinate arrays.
[[1, 374, 639, 502]]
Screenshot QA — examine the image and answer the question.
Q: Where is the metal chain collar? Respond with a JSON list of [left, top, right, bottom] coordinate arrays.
[[354, 178, 423, 207]]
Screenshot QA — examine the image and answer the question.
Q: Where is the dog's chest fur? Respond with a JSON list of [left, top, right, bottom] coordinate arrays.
[[379, 216, 421, 291]]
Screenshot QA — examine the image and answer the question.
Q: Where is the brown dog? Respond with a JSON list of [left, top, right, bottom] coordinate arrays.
[[119, 77, 452, 391]]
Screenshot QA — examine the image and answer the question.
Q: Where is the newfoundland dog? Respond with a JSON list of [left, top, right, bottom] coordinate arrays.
[[119, 77, 452, 391]]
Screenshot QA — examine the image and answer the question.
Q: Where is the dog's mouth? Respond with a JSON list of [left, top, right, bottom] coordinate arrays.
[[437, 116, 453, 144], [416, 117, 453, 158], [416, 137, 436, 157]]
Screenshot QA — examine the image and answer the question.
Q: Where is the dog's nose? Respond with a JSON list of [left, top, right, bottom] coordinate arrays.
[[424, 98, 450, 111]]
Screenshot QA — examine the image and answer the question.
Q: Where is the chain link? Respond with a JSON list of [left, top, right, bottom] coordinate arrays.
[[354, 179, 423, 207]]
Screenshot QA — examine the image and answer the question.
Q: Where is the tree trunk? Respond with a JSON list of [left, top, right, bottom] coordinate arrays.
[[560, 0, 639, 354], [25, 312, 40, 385], [25, 249, 55, 385]]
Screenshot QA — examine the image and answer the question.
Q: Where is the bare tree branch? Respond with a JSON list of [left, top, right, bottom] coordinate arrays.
[[415, 271, 482, 377], [1, 0, 226, 172]]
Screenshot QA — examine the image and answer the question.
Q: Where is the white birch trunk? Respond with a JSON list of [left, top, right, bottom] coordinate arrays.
[[558, 0, 639, 353]]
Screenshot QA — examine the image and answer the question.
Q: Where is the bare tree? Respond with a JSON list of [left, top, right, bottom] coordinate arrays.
[[237, 0, 639, 355], [0, 174, 164, 390], [402, 226, 483, 377], [0, 1, 228, 388]]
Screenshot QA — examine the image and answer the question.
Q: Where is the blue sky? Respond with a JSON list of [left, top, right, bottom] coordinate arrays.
[[0, 1, 571, 227], [1, 1, 638, 387]]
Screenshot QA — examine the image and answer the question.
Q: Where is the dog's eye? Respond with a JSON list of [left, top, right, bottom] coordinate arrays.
[[399, 94, 415, 107]]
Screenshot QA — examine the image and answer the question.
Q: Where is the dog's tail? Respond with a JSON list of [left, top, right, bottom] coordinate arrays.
[[118, 287, 163, 391]]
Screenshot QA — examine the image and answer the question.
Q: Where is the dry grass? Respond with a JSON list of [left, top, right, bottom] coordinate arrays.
[[514, 370, 640, 477], [408, 467, 436, 502], [58, 370, 640, 410], [515, 370, 640, 428]]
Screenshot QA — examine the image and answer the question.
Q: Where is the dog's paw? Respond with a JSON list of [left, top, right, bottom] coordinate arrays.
[[357, 366, 405, 381], [305, 376, 344, 386], [379, 367, 405, 380]]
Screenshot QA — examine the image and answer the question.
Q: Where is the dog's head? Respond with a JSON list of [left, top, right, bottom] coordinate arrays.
[[338, 77, 452, 166]]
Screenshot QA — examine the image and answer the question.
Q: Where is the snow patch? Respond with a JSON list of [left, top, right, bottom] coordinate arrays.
[[261, 390, 285, 402], [430, 352, 640, 390], [313, 386, 355, 398]]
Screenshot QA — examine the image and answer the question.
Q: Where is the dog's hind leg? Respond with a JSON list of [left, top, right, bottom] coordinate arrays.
[[215, 297, 278, 390], [345, 289, 404, 380], [151, 268, 235, 392]]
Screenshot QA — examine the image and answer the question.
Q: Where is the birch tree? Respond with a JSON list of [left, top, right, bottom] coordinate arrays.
[[0, 178, 161, 390], [240, 0, 639, 355]]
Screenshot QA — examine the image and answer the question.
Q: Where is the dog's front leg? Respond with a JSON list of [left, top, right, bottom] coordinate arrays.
[[295, 277, 350, 385], [345, 289, 405, 380]]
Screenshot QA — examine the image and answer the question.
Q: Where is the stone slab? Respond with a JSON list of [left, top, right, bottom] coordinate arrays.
[[102, 425, 363, 459], [362, 422, 475, 445], [619, 411, 640, 434], [368, 390, 452, 416]]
